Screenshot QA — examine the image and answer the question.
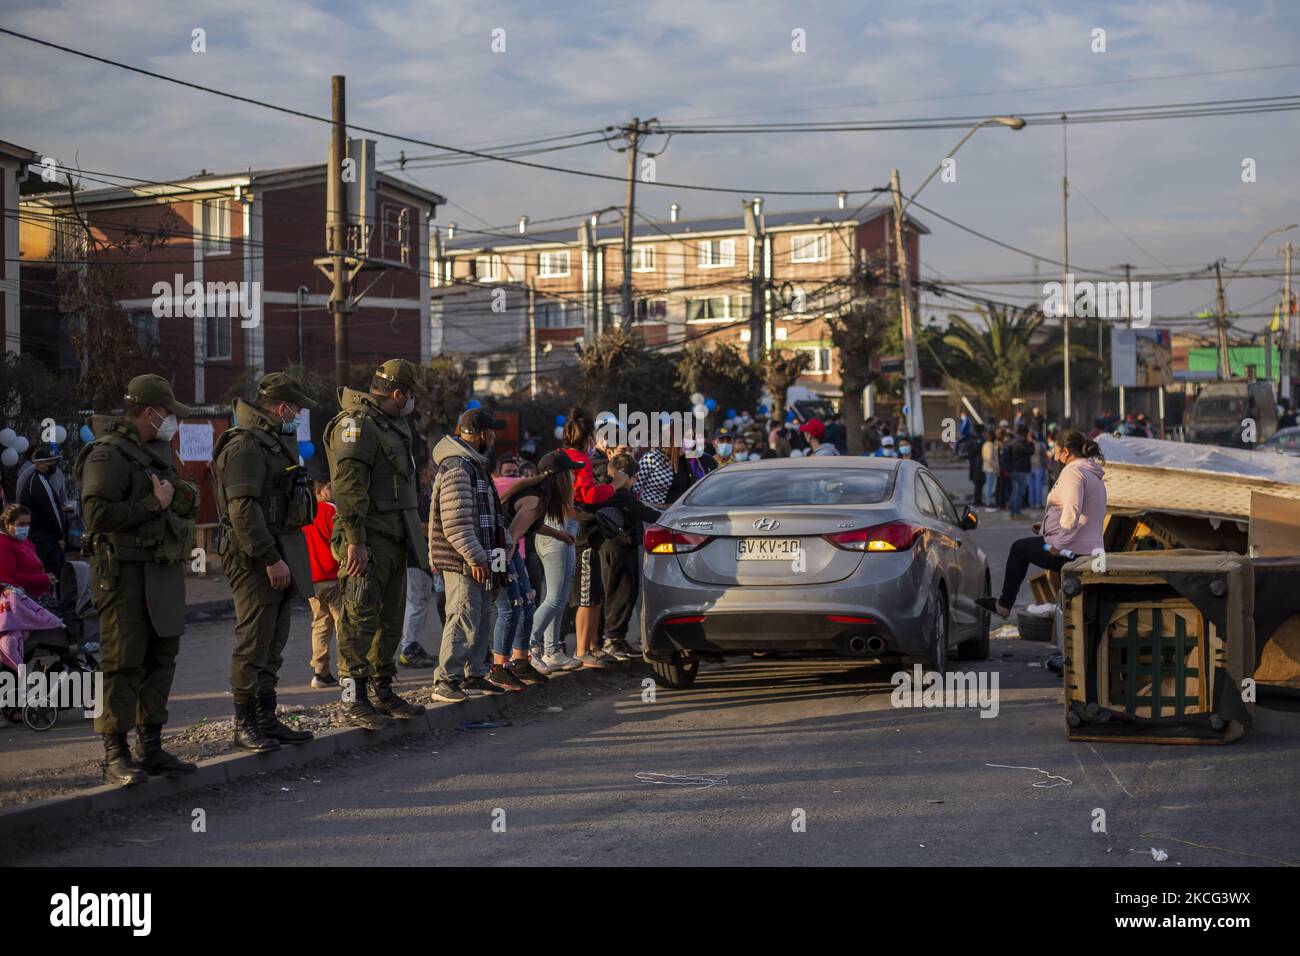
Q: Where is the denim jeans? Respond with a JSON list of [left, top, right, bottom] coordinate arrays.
[[1028, 469, 1046, 508], [401, 568, 435, 651], [1009, 471, 1029, 516], [531, 519, 577, 656], [982, 472, 998, 506], [434, 570, 496, 683], [492, 550, 535, 657]]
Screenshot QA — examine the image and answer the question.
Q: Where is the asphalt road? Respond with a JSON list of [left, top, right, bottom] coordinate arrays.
[[7, 460, 1298, 866]]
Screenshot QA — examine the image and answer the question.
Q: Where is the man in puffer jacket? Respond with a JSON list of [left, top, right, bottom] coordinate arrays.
[[429, 409, 511, 702]]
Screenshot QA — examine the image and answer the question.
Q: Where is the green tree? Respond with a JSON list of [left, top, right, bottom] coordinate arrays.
[[758, 348, 811, 425], [576, 328, 683, 417], [826, 268, 893, 454], [676, 341, 763, 430]]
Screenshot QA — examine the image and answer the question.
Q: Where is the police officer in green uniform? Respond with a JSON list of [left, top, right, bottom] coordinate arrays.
[[211, 372, 319, 752], [323, 359, 429, 728], [74, 374, 201, 786]]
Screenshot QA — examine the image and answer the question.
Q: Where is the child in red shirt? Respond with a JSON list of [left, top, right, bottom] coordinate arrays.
[[302, 480, 341, 687]]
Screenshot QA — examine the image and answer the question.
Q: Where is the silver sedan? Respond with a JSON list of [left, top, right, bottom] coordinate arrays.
[[640, 456, 992, 688]]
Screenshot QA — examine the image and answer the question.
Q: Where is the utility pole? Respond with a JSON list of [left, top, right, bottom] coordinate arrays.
[[1215, 259, 1231, 379], [328, 75, 349, 388], [1118, 263, 1131, 419], [619, 118, 642, 330], [890, 169, 924, 441], [1284, 242, 1294, 403], [1061, 114, 1071, 426], [743, 198, 766, 363]]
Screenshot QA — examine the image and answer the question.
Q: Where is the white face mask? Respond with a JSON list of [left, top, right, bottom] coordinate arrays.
[[279, 406, 300, 435], [716, 443, 733, 458], [401, 396, 415, 417], [152, 409, 179, 442]]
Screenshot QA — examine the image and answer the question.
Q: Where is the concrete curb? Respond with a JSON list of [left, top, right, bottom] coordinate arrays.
[[0, 662, 647, 838]]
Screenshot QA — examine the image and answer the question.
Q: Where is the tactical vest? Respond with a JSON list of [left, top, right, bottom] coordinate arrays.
[[326, 402, 420, 515], [210, 423, 316, 555], [75, 424, 198, 564]]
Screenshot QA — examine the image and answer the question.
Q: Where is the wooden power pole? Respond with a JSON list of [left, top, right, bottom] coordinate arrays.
[[619, 118, 642, 330], [1284, 242, 1294, 403], [1215, 259, 1231, 379], [890, 169, 923, 440], [328, 75, 350, 388]]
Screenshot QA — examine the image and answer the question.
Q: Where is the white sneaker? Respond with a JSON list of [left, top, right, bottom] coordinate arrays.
[[543, 652, 584, 671], [530, 655, 554, 675]]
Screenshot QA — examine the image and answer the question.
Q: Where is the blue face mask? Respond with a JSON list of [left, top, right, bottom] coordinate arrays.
[[13, 526, 30, 541]]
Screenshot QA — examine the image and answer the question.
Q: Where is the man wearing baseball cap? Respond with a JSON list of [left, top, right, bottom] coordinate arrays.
[[428, 407, 512, 701], [211, 372, 320, 752], [74, 373, 201, 785], [799, 417, 840, 456], [323, 359, 429, 728]]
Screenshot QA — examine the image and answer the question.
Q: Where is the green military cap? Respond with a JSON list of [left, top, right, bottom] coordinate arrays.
[[124, 374, 191, 418], [373, 358, 419, 393], [258, 371, 317, 410]]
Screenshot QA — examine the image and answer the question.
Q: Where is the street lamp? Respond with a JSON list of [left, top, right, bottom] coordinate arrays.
[[891, 115, 1025, 443]]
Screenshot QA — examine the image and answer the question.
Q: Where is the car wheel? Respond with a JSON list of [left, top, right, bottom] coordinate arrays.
[[958, 572, 992, 661], [924, 590, 949, 673], [651, 654, 700, 690]]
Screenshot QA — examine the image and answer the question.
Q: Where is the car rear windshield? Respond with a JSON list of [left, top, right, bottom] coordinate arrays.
[[683, 466, 895, 507]]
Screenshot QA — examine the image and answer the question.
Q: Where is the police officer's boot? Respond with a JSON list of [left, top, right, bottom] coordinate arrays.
[[256, 692, 313, 745], [371, 676, 427, 720], [343, 677, 395, 730], [135, 724, 198, 775], [232, 700, 280, 752], [102, 733, 148, 787]]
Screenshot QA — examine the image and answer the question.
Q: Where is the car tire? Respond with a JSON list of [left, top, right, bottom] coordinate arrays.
[[958, 572, 992, 661], [924, 590, 949, 673], [651, 654, 699, 690]]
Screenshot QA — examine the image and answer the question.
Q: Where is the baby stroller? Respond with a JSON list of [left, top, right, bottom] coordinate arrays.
[[0, 563, 99, 732]]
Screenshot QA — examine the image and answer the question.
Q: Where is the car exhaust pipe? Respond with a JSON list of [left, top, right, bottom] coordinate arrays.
[[865, 636, 886, 655], [848, 636, 868, 655]]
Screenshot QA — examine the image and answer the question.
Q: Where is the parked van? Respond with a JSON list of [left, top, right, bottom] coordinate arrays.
[[1186, 380, 1277, 448]]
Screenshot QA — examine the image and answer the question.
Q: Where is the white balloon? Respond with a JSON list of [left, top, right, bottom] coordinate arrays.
[[54, 425, 68, 444], [789, 448, 804, 458], [0, 428, 15, 447], [12, 436, 29, 454], [689, 392, 704, 407], [0, 447, 18, 467], [748, 452, 761, 461], [554, 426, 564, 440], [693, 403, 708, 419]]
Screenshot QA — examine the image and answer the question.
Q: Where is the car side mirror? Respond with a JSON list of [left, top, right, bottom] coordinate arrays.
[[959, 508, 978, 531]]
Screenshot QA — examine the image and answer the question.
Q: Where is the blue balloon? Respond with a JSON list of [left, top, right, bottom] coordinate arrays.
[[785, 410, 795, 422], [704, 397, 717, 412], [79, 424, 94, 443], [298, 440, 315, 460], [466, 399, 481, 410], [726, 408, 737, 419], [758, 405, 768, 415], [555, 414, 566, 427]]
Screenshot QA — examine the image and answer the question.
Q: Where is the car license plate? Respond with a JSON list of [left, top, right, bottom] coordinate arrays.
[[737, 538, 801, 561]]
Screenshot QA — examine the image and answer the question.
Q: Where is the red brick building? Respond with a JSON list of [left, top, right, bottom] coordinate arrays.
[[433, 201, 926, 400], [19, 151, 444, 404]]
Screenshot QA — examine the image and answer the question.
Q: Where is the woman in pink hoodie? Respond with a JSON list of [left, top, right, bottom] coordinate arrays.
[[978, 430, 1106, 618]]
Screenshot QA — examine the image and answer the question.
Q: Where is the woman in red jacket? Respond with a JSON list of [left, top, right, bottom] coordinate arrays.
[[0, 504, 56, 599], [561, 409, 630, 666]]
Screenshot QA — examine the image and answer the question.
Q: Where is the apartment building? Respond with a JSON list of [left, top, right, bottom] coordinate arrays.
[[433, 201, 926, 399], [18, 144, 444, 404]]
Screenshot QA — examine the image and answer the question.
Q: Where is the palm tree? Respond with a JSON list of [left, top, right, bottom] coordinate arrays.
[[935, 301, 1096, 417]]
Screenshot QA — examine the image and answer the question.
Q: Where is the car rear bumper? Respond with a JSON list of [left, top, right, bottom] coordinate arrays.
[[641, 551, 933, 661]]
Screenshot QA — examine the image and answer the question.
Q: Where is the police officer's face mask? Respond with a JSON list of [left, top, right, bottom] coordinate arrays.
[[399, 392, 415, 417], [279, 405, 300, 435], [151, 408, 179, 442]]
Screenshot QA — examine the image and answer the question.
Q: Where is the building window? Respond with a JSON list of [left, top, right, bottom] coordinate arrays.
[[632, 246, 655, 272], [537, 300, 580, 329], [634, 298, 667, 323], [538, 250, 570, 278], [686, 294, 749, 323], [381, 202, 409, 264], [790, 233, 829, 263], [794, 345, 833, 373], [203, 199, 231, 256], [205, 312, 232, 361], [698, 238, 736, 268], [476, 254, 502, 282], [128, 311, 161, 358]]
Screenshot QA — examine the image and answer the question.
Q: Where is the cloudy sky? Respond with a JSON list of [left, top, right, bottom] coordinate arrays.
[[4, 0, 1298, 332]]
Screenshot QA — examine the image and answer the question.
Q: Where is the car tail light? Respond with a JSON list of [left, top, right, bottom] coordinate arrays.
[[824, 521, 921, 552], [643, 525, 712, 554], [828, 614, 876, 624], [664, 615, 706, 625]]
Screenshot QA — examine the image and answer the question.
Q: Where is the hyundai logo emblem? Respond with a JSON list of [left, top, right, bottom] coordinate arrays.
[[753, 517, 780, 531]]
